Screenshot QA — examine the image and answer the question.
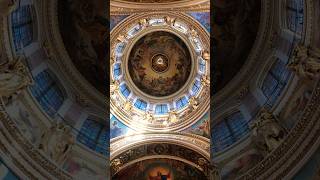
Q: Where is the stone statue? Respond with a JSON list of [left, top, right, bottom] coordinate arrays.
[[0, 56, 32, 98], [288, 44, 320, 80], [144, 110, 154, 122], [164, 16, 175, 26], [38, 122, 75, 164], [0, 0, 17, 16], [167, 110, 178, 124], [188, 96, 199, 110], [250, 109, 286, 155]]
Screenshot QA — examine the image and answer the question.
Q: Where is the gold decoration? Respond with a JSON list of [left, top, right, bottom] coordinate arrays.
[[188, 96, 199, 110], [202, 50, 210, 61], [124, 100, 133, 111], [117, 34, 127, 43], [139, 18, 148, 28], [201, 75, 210, 86], [167, 110, 178, 123], [164, 16, 175, 26]]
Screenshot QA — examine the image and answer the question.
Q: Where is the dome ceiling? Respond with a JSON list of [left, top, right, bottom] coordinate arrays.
[[110, 12, 210, 131], [213, 0, 261, 93], [128, 31, 191, 97], [58, 0, 108, 94]]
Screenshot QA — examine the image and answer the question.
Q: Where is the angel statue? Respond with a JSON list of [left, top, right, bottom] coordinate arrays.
[[288, 44, 320, 80], [0, 56, 32, 98]]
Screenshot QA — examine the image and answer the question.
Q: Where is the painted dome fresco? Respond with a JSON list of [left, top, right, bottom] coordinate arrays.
[[128, 31, 192, 97]]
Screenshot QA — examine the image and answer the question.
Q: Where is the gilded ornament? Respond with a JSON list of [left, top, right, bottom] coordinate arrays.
[[201, 75, 210, 86], [202, 50, 210, 61]]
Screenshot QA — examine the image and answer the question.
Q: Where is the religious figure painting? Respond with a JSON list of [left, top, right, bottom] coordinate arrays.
[[110, 114, 134, 139], [184, 112, 210, 138], [128, 31, 191, 97]]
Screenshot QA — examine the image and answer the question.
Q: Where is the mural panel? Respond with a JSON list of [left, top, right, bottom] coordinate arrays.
[[110, 114, 135, 139], [221, 150, 263, 180], [63, 157, 105, 180], [113, 158, 207, 180], [188, 12, 210, 33], [110, 15, 129, 30], [183, 112, 210, 138]]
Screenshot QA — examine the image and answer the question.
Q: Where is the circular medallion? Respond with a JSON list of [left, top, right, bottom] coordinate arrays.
[[151, 54, 169, 73], [128, 31, 192, 97]]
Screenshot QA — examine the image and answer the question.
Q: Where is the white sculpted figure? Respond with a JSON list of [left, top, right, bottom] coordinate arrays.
[[38, 122, 74, 164], [288, 44, 320, 79], [250, 109, 286, 155], [0, 56, 32, 97], [188, 96, 199, 110]]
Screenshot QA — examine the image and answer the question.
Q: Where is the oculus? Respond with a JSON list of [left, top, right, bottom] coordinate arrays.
[[128, 31, 192, 97]]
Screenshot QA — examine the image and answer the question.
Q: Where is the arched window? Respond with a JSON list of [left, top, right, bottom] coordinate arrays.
[[212, 112, 247, 152], [119, 83, 131, 98], [191, 79, 201, 95], [30, 70, 65, 117], [286, 0, 304, 34], [199, 58, 206, 73], [155, 104, 168, 115], [77, 118, 108, 156], [134, 99, 147, 111], [113, 63, 121, 79], [11, 5, 35, 50], [176, 96, 188, 110], [262, 59, 290, 108]]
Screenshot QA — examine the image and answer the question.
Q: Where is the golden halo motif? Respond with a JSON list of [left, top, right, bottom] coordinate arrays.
[[151, 53, 170, 73]]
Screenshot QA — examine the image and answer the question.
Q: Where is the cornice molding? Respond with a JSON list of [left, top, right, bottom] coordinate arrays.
[[110, 0, 209, 15]]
